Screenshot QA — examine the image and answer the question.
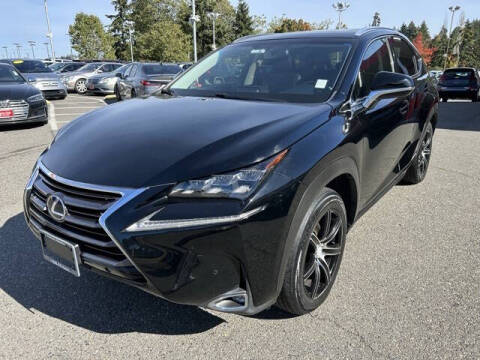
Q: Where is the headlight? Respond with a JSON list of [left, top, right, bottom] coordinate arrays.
[[170, 149, 288, 200], [27, 93, 44, 103]]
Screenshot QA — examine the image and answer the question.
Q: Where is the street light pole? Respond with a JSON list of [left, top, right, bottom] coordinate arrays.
[[332, 1, 350, 29], [190, 0, 200, 62], [44, 0, 56, 62], [13, 43, 21, 58], [28, 41, 36, 58], [207, 12, 220, 50], [444, 5, 461, 70]]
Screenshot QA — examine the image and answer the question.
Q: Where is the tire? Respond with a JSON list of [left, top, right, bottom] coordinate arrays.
[[276, 187, 347, 315], [402, 122, 433, 185], [441, 97, 448, 102], [114, 84, 121, 101], [75, 79, 87, 94], [131, 89, 136, 98], [472, 95, 478, 103]]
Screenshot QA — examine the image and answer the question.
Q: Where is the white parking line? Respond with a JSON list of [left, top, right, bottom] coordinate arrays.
[[55, 113, 90, 116], [54, 106, 102, 110], [47, 101, 58, 133]]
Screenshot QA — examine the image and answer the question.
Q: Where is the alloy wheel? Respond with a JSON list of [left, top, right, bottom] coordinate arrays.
[[76, 80, 87, 94], [303, 209, 343, 300], [418, 130, 432, 177]]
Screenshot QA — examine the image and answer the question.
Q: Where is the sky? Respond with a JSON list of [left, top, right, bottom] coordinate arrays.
[[0, 0, 479, 58]]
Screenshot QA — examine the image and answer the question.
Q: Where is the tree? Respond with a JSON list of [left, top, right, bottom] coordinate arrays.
[[233, 0, 254, 39], [412, 33, 435, 65], [399, 23, 408, 37], [269, 17, 313, 33], [69, 13, 115, 59], [430, 26, 448, 69], [459, 20, 480, 68], [106, 0, 131, 60], [178, 0, 236, 58], [136, 21, 190, 62], [417, 21, 431, 45], [130, 0, 178, 34]]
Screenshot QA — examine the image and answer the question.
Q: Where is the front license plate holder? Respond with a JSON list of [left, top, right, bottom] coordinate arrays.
[[41, 232, 81, 277]]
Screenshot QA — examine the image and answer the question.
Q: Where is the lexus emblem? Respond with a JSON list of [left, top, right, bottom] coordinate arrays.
[[46, 194, 68, 222]]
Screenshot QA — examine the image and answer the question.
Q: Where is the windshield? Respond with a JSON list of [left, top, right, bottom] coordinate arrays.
[[12, 60, 52, 73], [0, 66, 25, 83], [49, 63, 66, 71], [77, 63, 102, 72], [143, 64, 182, 75], [170, 39, 352, 103]]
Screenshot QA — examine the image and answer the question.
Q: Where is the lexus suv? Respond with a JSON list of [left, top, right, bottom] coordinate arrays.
[[24, 28, 438, 316], [437, 67, 480, 102]]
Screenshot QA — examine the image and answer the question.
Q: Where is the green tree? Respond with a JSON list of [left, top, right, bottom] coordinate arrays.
[[69, 13, 115, 59], [130, 0, 178, 34], [106, 0, 131, 60], [136, 20, 190, 62], [178, 0, 235, 58], [233, 0, 254, 39], [399, 23, 408, 37], [418, 21, 431, 45], [406, 21, 419, 40], [430, 26, 448, 69], [268, 17, 313, 33], [459, 21, 480, 68]]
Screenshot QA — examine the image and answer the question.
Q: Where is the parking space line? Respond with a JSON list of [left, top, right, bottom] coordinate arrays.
[[55, 113, 91, 116], [54, 106, 102, 109], [47, 101, 58, 134]]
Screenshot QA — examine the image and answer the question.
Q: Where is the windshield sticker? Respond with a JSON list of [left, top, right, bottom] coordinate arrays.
[[315, 79, 328, 89], [251, 49, 266, 54], [13, 60, 24, 64]]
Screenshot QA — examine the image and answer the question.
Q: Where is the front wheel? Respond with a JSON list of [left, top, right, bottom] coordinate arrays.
[[402, 122, 433, 185], [114, 84, 121, 101], [75, 79, 87, 94], [276, 188, 347, 315]]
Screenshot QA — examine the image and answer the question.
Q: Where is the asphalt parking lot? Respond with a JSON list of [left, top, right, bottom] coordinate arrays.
[[0, 97, 479, 359]]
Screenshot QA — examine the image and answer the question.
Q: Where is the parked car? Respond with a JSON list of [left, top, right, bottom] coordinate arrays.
[[437, 67, 479, 102], [116, 62, 182, 100], [61, 62, 123, 94], [24, 28, 438, 316], [0, 63, 47, 125], [86, 64, 130, 96], [0, 59, 67, 99], [49, 62, 86, 74], [428, 70, 442, 85]]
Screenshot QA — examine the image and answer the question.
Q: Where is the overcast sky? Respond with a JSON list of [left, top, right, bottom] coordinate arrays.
[[1, 0, 479, 58]]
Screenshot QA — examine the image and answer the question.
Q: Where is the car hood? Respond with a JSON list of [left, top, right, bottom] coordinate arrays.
[[0, 83, 39, 101], [24, 72, 59, 82], [88, 72, 116, 80], [61, 70, 93, 78], [42, 96, 331, 188]]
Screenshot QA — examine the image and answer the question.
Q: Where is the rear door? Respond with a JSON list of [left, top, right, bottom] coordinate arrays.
[[353, 38, 416, 207]]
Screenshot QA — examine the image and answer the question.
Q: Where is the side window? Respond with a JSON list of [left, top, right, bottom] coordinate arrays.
[[130, 65, 138, 77], [103, 64, 112, 72], [122, 65, 131, 76], [388, 37, 417, 76], [353, 39, 393, 99]]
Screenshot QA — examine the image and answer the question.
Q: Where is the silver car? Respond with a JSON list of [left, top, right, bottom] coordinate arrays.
[[116, 63, 183, 100], [61, 62, 123, 94], [0, 59, 67, 99], [85, 64, 130, 95]]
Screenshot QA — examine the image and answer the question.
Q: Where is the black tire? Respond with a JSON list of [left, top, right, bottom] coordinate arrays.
[[276, 187, 347, 315], [114, 84, 121, 101], [441, 97, 448, 102], [402, 122, 433, 185], [472, 95, 478, 103], [131, 89, 136, 98], [75, 79, 87, 94]]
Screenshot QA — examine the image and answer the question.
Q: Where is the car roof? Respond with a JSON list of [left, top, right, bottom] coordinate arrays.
[[234, 27, 399, 43]]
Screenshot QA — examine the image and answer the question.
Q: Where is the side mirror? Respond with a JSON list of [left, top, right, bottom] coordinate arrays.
[[115, 72, 123, 79], [363, 71, 414, 109], [96, 69, 103, 74]]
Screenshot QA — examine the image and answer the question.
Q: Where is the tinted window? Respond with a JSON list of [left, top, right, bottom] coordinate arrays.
[[49, 63, 66, 71], [0, 66, 25, 82], [353, 39, 393, 99], [171, 39, 352, 103], [143, 64, 182, 75], [12, 60, 52, 73], [78, 63, 101, 72], [389, 37, 417, 76], [129, 65, 138, 77], [112, 64, 122, 71]]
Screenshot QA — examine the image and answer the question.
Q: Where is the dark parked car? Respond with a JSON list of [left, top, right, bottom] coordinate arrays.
[[438, 67, 480, 102], [24, 28, 438, 316], [49, 62, 86, 74], [0, 63, 47, 125], [116, 62, 183, 100]]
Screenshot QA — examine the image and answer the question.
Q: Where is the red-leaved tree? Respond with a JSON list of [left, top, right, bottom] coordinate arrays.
[[412, 33, 436, 65]]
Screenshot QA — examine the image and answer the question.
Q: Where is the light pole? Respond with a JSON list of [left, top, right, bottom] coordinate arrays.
[[207, 12, 220, 50], [332, 1, 350, 29], [44, 0, 56, 61], [13, 43, 22, 58], [190, 0, 200, 62], [43, 42, 50, 59], [126, 21, 134, 62], [2, 46, 8, 58], [444, 5, 461, 70], [28, 41, 36, 58]]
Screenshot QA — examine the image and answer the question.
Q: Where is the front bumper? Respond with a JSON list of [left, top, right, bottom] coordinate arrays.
[[0, 100, 47, 125], [33, 82, 67, 99], [24, 161, 299, 314]]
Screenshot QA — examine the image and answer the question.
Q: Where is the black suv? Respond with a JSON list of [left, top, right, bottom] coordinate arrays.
[[438, 67, 480, 102], [24, 28, 438, 316]]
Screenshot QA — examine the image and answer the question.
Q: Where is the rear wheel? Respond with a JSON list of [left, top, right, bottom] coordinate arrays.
[[402, 122, 433, 185], [276, 188, 347, 315], [114, 84, 121, 101], [75, 79, 87, 94], [472, 94, 478, 102], [131, 89, 136, 98]]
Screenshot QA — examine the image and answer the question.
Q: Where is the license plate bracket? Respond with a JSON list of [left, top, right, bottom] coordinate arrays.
[[41, 232, 81, 277]]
